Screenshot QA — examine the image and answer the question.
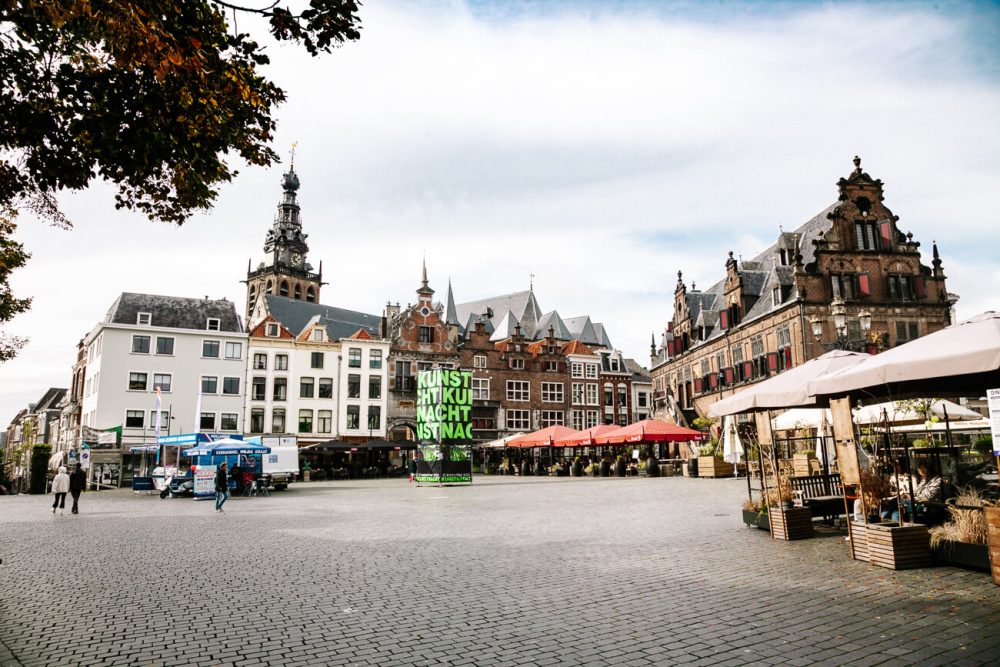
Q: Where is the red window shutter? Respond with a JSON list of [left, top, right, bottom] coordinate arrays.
[[914, 276, 927, 298], [743, 361, 752, 378], [507, 358, 514, 369], [879, 221, 892, 248], [667, 339, 675, 356], [784, 347, 792, 367], [767, 352, 779, 371], [708, 374, 718, 389], [724, 367, 735, 384], [719, 310, 729, 330], [858, 272, 870, 297], [693, 377, 702, 394], [667, 321, 674, 332]]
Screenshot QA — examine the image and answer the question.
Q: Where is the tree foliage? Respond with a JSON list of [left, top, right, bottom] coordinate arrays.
[[0, 0, 362, 359]]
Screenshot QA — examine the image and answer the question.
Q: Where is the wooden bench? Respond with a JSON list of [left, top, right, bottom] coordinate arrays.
[[790, 474, 845, 519]]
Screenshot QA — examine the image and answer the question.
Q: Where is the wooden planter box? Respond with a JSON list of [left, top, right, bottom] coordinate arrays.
[[985, 507, 1000, 585], [698, 456, 734, 478], [742, 510, 758, 528], [769, 506, 814, 540], [931, 540, 990, 572], [849, 521, 870, 562], [865, 523, 931, 570]]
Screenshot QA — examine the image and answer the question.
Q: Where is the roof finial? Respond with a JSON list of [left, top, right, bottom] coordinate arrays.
[[529, 271, 534, 291], [421, 255, 428, 288], [290, 141, 298, 170], [853, 155, 862, 174]]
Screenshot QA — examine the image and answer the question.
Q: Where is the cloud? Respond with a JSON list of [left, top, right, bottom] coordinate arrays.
[[3, 0, 999, 422]]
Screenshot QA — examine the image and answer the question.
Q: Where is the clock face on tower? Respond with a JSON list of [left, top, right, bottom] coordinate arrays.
[[290, 252, 303, 268]]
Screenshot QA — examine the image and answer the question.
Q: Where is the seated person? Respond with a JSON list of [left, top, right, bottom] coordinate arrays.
[[913, 463, 943, 503]]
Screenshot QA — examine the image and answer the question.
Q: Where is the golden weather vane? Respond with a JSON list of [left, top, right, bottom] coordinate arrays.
[[290, 141, 298, 169]]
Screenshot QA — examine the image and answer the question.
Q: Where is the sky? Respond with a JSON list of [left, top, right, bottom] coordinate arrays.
[[2, 0, 999, 424]]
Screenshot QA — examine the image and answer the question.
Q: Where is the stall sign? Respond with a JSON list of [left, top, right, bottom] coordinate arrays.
[[415, 369, 473, 484], [79, 447, 91, 470], [987, 388, 1000, 455], [194, 465, 216, 498]]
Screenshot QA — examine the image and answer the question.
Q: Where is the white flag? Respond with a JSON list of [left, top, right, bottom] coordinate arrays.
[[154, 387, 162, 440], [193, 387, 203, 434]]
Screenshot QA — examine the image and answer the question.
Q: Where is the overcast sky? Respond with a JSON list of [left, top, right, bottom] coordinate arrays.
[[3, 0, 999, 425]]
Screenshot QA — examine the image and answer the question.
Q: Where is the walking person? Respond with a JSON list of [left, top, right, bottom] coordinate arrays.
[[51, 466, 70, 515], [214, 462, 229, 513], [408, 456, 417, 483], [69, 463, 86, 514]]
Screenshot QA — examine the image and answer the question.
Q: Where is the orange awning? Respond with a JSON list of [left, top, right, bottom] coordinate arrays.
[[508, 425, 580, 448], [594, 419, 705, 445], [552, 424, 620, 447]]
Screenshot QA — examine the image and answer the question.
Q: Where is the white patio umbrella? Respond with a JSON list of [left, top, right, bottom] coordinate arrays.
[[852, 399, 983, 425], [720, 416, 744, 476], [771, 408, 831, 431], [807, 311, 1000, 399], [708, 350, 870, 417]]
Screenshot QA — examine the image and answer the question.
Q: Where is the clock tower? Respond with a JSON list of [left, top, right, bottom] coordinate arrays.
[[244, 165, 324, 319]]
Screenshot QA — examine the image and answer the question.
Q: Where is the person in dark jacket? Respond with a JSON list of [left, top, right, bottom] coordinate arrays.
[[215, 462, 229, 513], [69, 463, 86, 514]]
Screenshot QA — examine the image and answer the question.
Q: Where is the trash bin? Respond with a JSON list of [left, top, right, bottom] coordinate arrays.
[[687, 457, 698, 477]]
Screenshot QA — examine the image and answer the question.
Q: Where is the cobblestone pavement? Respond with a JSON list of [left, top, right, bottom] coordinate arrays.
[[2, 476, 999, 667]]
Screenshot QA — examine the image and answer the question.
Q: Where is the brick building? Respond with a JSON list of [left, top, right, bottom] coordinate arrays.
[[650, 157, 954, 422]]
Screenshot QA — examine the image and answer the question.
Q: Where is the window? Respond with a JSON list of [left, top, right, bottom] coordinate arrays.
[[225, 341, 242, 359], [252, 377, 266, 401], [585, 384, 598, 405], [369, 376, 382, 399], [887, 275, 914, 301], [200, 413, 216, 431], [128, 372, 148, 391], [253, 353, 267, 370], [603, 384, 613, 406], [586, 410, 599, 428], [347, 374, 361, 399], [153, 374, 172, 392], [638, 392, 648, 408], [571, 362, 583, 378], [137, 312, 151, 326], [275, 354, 288, 370], [131, 335, 150, 354], [572, 383, 584, 405], [311, 329, 324, 342], [617, 413, 628, 426], [541, 382, 564, 403], [272, 409, 286, 433], [417, 361, 432, 372], [772, 286, 782, 307], [346, 405, 360, 430], [125, 410, 144, 428], [585, 364, 598, 379], [300, 377, 315, 398], [617, 384, 628, 407], [206, 318, 220, 331], [318, 378, 333, 399], [156, 337, 174, 355], [369, 349, 382, 369], [896, 321, 920, 345], [506, 380, 529, 402], [266, 323, 279, 337], [510, 358, 525, 370], [506, 409, 529, 431], [571, 409, 584, 430], [250, 409, 265, 434], [473, 355, 487, 369], [854, 220, 881, 251], [310, 351, 324, 369], [367, 406, 381, 430], [540, 410, 564, 427], [472, 378, 490, 400], [298, 410, 313, 433], [317, 410, 332, 433], [395, 361, 415, 391], [201, 376, 218, 394], [418, 326, 434, 343], [220, 413, 238, 431], [348, 348, 361, 368], [546, 360, 559, 372], [472, 417, 495, 431], [273, 377, 287, 401]]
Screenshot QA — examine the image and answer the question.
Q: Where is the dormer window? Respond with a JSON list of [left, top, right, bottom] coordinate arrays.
[[312, 329, 324, 342], [206, 318, 220, 331], [778, 249, 788, 266], [266, 323, 279, 337], [772, 286, 781, 307], [137, 312, 151, 326]]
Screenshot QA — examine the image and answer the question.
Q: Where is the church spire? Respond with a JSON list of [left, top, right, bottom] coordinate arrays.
[[417, 258, 434, 300], [445, 278, 459, 326]]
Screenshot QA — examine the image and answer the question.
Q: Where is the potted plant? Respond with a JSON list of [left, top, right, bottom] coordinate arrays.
[[572, 456, 584, 477], [646, 454, 659, 477], [614, 455, 627, 477], [742, 497, 761, 528], [929, 487, 993, 572], [697, 440, 734, 478], [767, 472, 813, 540]]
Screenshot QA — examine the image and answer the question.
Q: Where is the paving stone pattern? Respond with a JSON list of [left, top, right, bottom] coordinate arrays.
[[2, 476, 999, 666]]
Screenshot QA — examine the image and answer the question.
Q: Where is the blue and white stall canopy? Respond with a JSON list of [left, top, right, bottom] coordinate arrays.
[[158, 433, 245, 446], [183, 441, 271, 457]]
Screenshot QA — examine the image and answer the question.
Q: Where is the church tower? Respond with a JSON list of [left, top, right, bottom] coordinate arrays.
[[244, 163, 324, 318]]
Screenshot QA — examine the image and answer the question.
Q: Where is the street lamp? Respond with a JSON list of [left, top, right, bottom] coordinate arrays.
[[810, 301, 875, 352]]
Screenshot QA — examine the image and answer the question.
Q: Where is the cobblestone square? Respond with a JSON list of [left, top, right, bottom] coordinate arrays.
[[2, 476, 999, 666]]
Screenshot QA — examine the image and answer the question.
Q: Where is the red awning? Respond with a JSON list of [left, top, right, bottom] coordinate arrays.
[[594, 419, 705, 445], [508, 425, 580, 448], [552, 424, 620, 447]]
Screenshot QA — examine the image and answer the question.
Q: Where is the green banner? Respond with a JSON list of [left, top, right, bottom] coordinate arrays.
[[416, 369, 473, 484]]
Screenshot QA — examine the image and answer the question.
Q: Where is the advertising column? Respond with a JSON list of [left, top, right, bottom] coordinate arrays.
[[415, 369, 473, 485]]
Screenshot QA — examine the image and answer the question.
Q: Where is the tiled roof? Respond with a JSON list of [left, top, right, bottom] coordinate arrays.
[[489, 311, 521, 342], [534, 310, 572, 340], [248, 315, 294, 339], [264, 294, 380, 341], [347, 328, 373, 340], [455, 290, 541, 334], [105, 293, 242, 332], [624, 358, 652, 382], [562, 339, 596, 356]]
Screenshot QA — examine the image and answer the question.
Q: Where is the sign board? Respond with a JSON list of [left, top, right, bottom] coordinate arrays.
[[79, 446, 91, 470], [988, 388, 1000, 455], [415, 369, 473, 484], [194, 465, 216, 498]]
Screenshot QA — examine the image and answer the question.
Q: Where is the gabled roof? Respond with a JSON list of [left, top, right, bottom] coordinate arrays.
[[33, 388, 67, 413], [105, 293, 242, 332], [455, 290, 541, 335], [264, 294, 380, 341], [562, 339, 596, 356], [248, 314, 294, 339], [624, 358, 652, 382], [444, 280, 460, 327], [591, 323, 613, 349], [563, 315, 598, 345], [463, 313, 495, 337], [347, 328, 373, 340], [489, 311, 521, 342], [534, 310, 572, 340]]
